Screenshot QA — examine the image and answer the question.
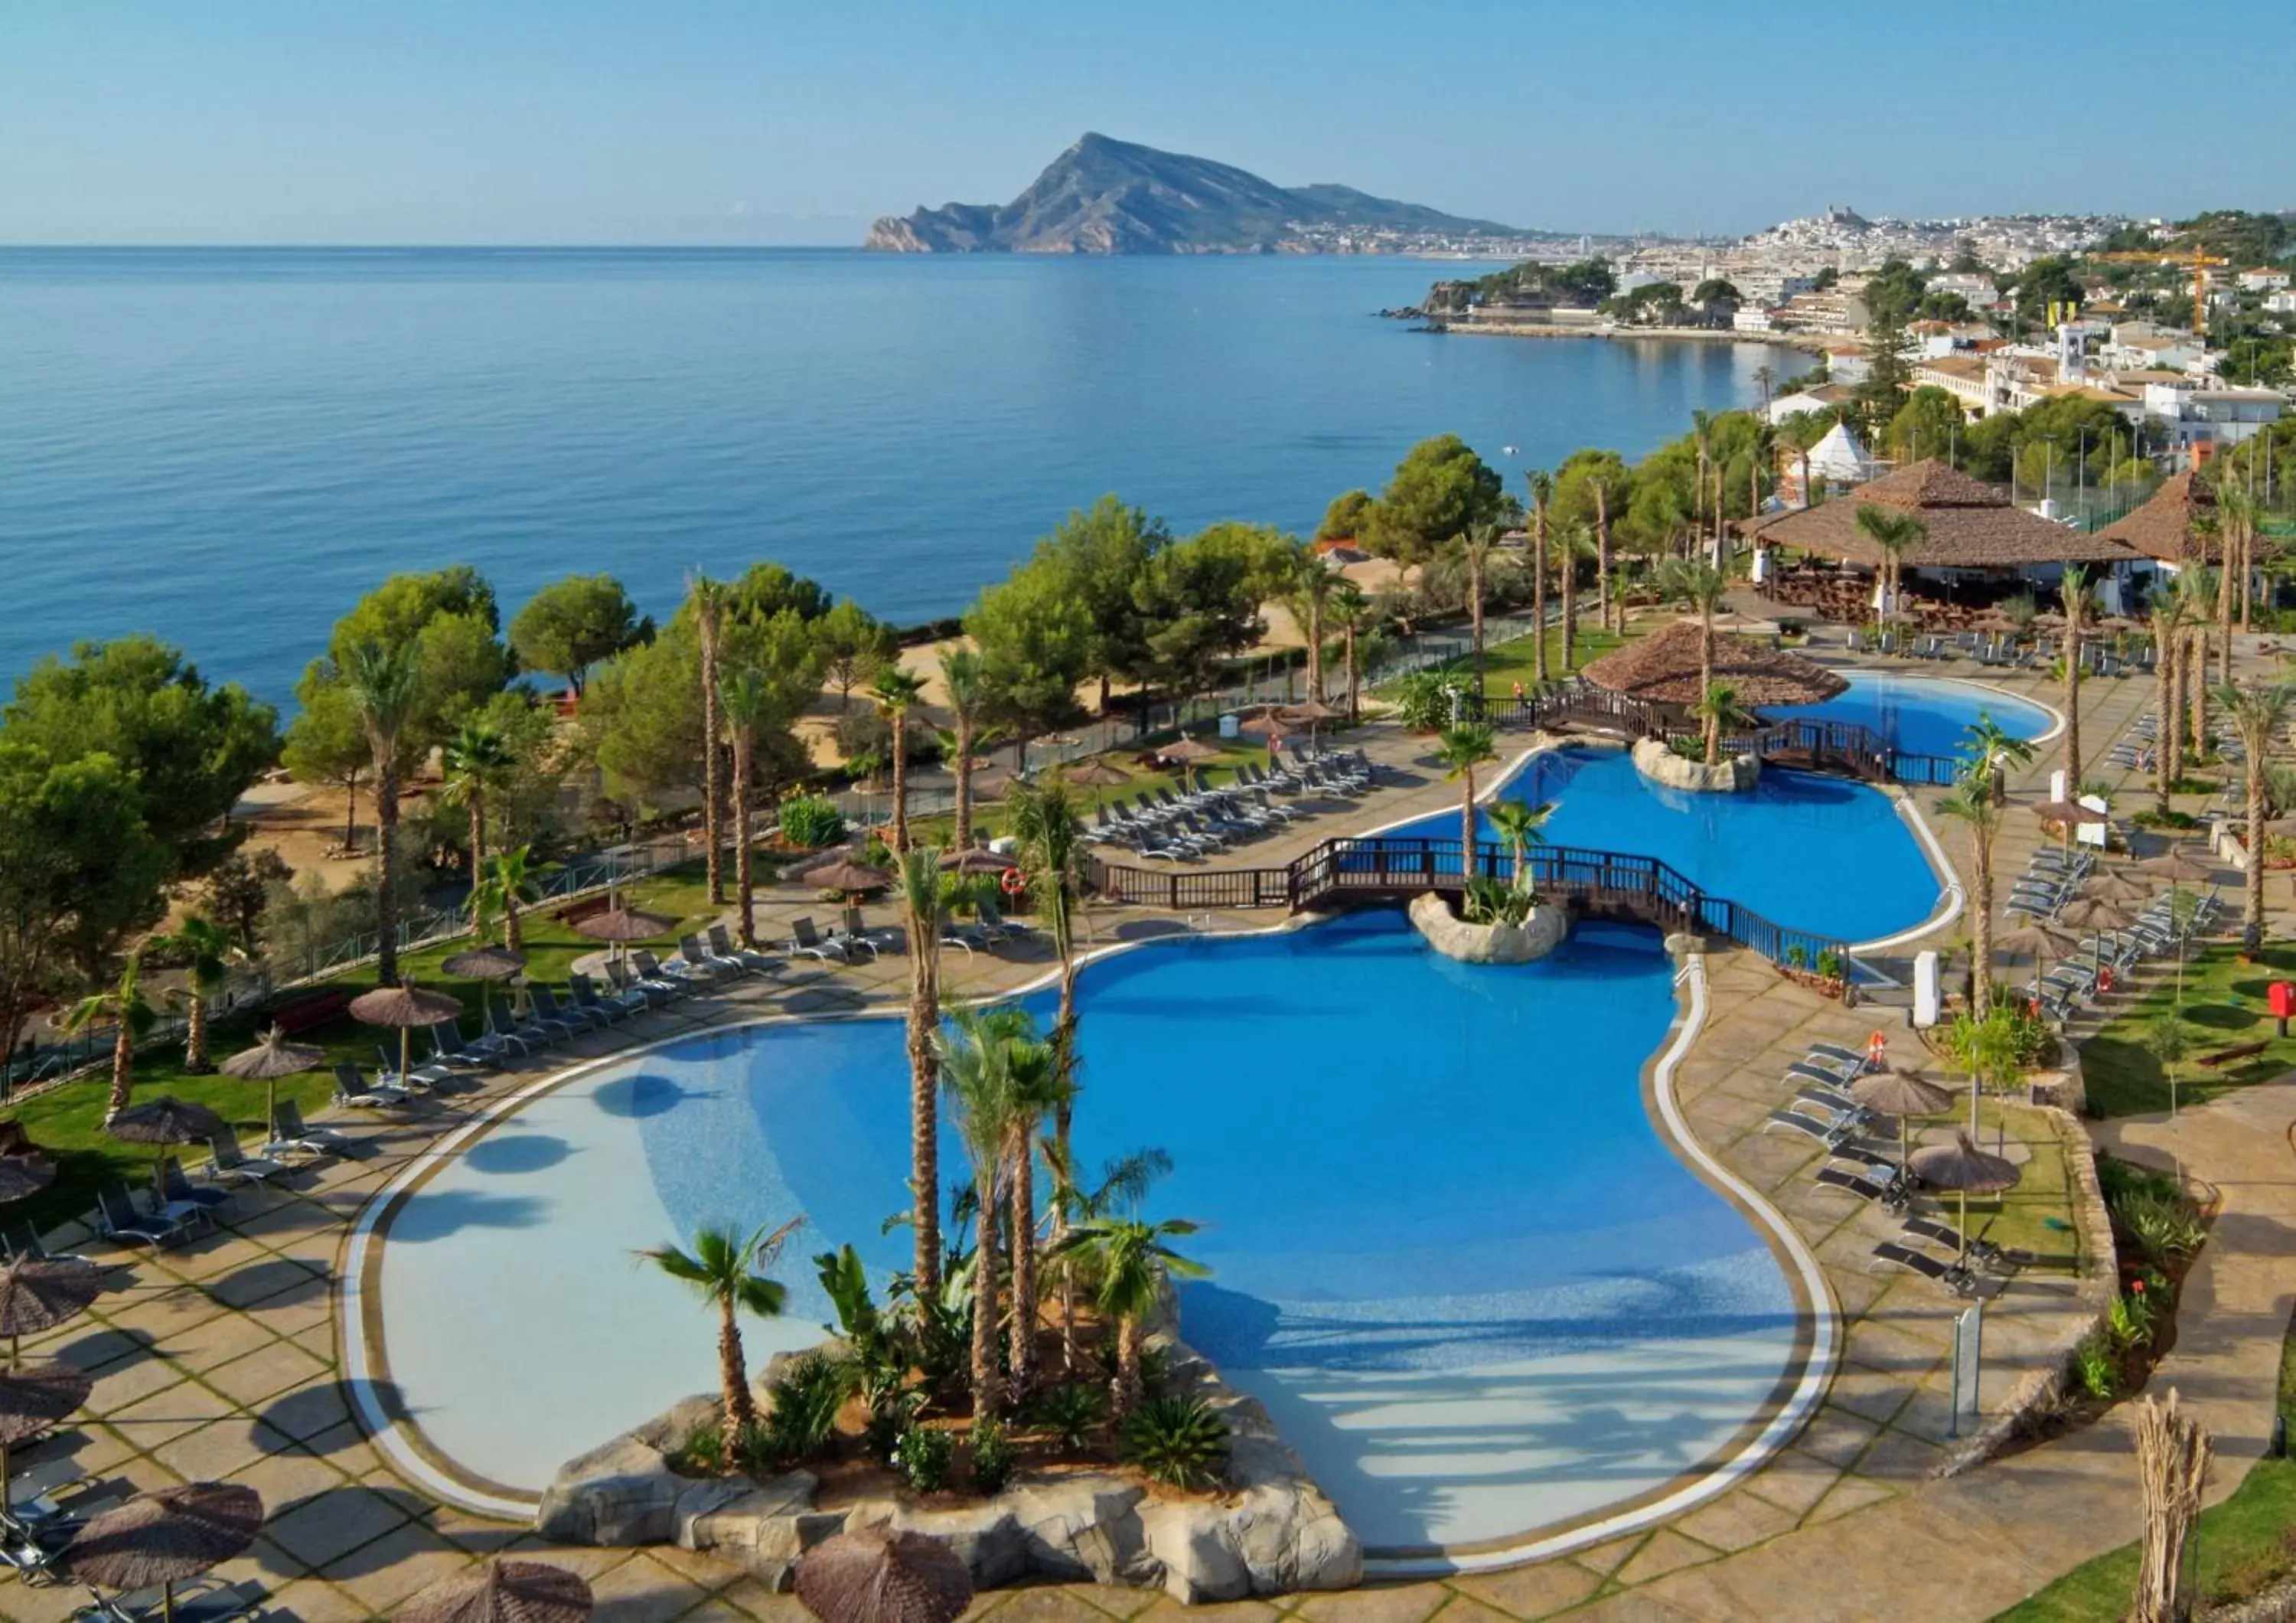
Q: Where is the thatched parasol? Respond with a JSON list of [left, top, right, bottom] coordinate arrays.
[[0, 1156, 54, 1207], [442, 945, 527, 981], [1058, 757, 1130, 810], [1850, 1067, 1957, 1170], [1578, 619, 1851, 708], [67, 1481, 264, 1623], [804, 857, 893, 896], [106, 1098, 227, 1147], [943, 848, 1016, 876], [0, 1361, 92, 1515], [0, 1258, 106, 1361], [220, 1027, 326, 1138], [1995, 920, 2083, 958], [1908, 1130, 2023, 1263], [399, 1558, 594, 1623], [967, 767, 1017, 803], [2081, 871, 2153, 904], [351, 985, 465, 1090], [571, 906, 676, 943], [2031, 800, 2097, 826], [1156, 735, 1222, 791], [2136, 848, 2216, 883], [796, 1525, 974, 1623], [2057, 895, 2132, 932]]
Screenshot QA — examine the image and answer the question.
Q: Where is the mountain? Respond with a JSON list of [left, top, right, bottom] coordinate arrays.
[[866, 133, 1534, 255]]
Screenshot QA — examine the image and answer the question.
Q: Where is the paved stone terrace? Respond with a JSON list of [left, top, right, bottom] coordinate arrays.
[[6, 634, 2291, 1621]]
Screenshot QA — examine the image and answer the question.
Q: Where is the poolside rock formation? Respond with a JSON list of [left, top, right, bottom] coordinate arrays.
[[1631, 737, 1762, 794], [1407, 890, 1567, 963], [536, 1339, 1362, 1603]]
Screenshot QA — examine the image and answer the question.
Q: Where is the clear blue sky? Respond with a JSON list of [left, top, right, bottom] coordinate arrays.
[[6, 0, 2291, 246]]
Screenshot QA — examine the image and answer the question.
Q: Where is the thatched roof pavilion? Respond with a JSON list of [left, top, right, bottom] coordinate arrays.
[[1578, 620, 1851, 708], [2094, 471, 2219, 563], [1746, 459, 2140, 569]]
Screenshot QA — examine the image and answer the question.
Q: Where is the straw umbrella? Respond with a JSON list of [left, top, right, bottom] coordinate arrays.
[[1277, 698, 1342, 752], [1238, 712, 1293, 772], [1909, 1131, 2022, 1264], [1996, 919, 2085, 1000], [0, 1361, 90, 1517], [108, 1097, 230, 1208], [0, 1258, 106, 1365], [0, 1156, 54, 1207], [2080, 871, 2152, 904], [349, 984, 465, 1091], [1850, 1067, 1956, 1172], [441, 945, 526, 981], [803, 857, 893, 898], [2056, 895, 2131, 932], [400, 1558, 594, 1623], [1061, 757, 1130, 814], [1157, 736, 1221, 794], [2136, 848, 2216, 883], [796, 1525, 974, 1623], [219, 1027, 325, 1144], [67, 1481, 263, 1623], [571, 905, 677, 978], [943, 848, 1016, 877]]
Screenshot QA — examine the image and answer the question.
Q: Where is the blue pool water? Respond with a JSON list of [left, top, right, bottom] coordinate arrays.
[[1766, 672, 2055, 757], [377, 913, 1803, 1550]]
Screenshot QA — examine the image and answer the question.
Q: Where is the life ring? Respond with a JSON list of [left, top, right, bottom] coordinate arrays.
[[2097, 965, 2114, 994], [999, 867, 1029, 896], [1866, 1031, 1888, 1068]]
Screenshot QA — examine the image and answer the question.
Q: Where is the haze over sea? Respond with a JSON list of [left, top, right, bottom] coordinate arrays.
[[0, 249, 1800, 703]]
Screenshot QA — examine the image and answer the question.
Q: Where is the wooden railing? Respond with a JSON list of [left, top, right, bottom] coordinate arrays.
[[1090, 836, 1848, 969]]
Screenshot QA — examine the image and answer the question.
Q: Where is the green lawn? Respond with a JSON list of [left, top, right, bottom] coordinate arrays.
[[2079, 939, 2296, 1118], [1439, 622, 1632, 699], [1956, 1099, 2081, 1269], [3, 861, 724, 1236]]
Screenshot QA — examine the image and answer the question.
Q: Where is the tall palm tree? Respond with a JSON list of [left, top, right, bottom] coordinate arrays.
[[896, 846, 947, 1296], [1935, 772, 2003, 1018], [472, 845, 542, 951], [1593, 478, 1618, 634], [1690, 410, 1714, 553], [1483, 798, 1554, 889], [151, 916, 237, 1073], [2213, 681, 2294, 953], [1050, 1215, 1208, 1414], [1332, 580, 1372, 721], [1288, 546, 1340, 704], [1041, 1145, 1171, 1370], [2180, 567, 2219, 765], [2219, 482, 2258, 633], [1436, 724, 1499, 867], [1692, 681, 1757, 766], [1746, 419, 1774, 543], [344, 642, 421, 986], [440, 717, 514, 882], [65, 955, 158, 1122], [1003, 1029, 1068, 1399], [938, 1004, 1027, 1420], [1447, 524, 1501, 693], [2212, 492, 2242, 676], [938, 648, 989, 851], [1656, 559, 1730, 733], [2059, 565, 2090, 788], [1852, 506, 1925, 620], [2149, 583, 2189, 815], [1526, 471, 1554, 681], [869, 666, 927, 852], [1961, 711, 2037, 807], [687, 574, 729, 905], [718, 665, 775, 947], [1008, 773, 1089, 1191], [1556, 522, 1592, 670], [638, 1220, 799, 1442]]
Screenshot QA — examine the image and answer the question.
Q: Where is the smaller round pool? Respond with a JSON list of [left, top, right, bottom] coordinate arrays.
[[1766, 672, 2053, 757]]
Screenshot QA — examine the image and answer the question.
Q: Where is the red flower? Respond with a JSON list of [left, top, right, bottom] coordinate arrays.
[[2130, 1279, 2146, 1292]]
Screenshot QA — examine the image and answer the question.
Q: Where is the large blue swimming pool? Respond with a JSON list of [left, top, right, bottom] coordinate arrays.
[[1766, 671, 2054, 758], [377, 913, 1802, 1551]]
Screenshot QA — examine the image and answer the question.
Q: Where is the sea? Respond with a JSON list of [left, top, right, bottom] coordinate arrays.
[[0, 249, 1803, 704]]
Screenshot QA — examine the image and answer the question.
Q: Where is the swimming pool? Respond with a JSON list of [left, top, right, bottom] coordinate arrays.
[[1766, 671, 2055, 757], [370, 913, 1806, 1553]]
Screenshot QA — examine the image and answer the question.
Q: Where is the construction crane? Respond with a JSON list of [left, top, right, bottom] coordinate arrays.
[[2090, 247, 2232, 335]]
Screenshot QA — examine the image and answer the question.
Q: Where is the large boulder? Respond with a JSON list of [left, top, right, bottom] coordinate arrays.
[[1407, 890, 1567, 964], [1631, 736, 1760, 794]]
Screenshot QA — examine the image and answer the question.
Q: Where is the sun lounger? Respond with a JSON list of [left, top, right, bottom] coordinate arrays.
[[530, 984, 605, 1034], [571, 972, 644, 1022], [269, 1099, 353, 1160], [204, 1133, 289, 1185], [332, 1062, 410, 1109], [838, 906, 899, 956], [494, 993, 571, 1047], [1814, 1164, 1908, 1210], [1870, 1240, 1997, 1298], [708, 924, 781, 976], [1764, 1109, 1857, 1148], [631, 950, 710, 996], [673, 932, 739, 984], [375, 1042, 453, 1092], [427, 1020, 502, 1068], [0, 1225, 93, 1269], [1785, 1059, 1858, 1089], [155, 1156, 233, 1223], [95, 1185, 193, 1249], [1900, 1216, 2027, 1272], [1805, 1042, 1869, 1071], [787, 916, 850, 963]]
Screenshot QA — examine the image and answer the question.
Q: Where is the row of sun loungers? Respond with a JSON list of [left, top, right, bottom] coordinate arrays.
[[1084, 751, 1388, 860]]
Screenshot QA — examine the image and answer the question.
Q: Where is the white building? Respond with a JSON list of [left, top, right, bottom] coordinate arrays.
[[2236, 267, 2291, 292], [2139, 384, 2285, 451]]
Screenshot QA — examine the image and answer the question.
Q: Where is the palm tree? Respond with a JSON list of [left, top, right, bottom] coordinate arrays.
[[1690, 410, 1714, 552], [1935, 772, 2003, 1018], [1006, 776, 1089, 1174], [718, 665, 775, 948], [2213, 681, 2294, 953], [938, 1004, 1027, 1420], [150, 916, 236, 1073], [440, 717, 514, 881], [1447, 524, 1500, 693], [1041, 1145, 1171, 1370], [344, 642, 421, 986], [65, 955, 158, 1122], [1593, 478, 1618, 634], [938, 648, 989, 851], [1960, 711, 2037, 807], [2179, 567, 2218, 767], [1556, 522, 1593, 670], [1852, 506, 1925, 620], [869, 666, 928, 852], [1483, 798, 1554, 890], [1436, 724, 1499, 867], [896, 847, 947, 1297], [1746, 418, 1774, 541], [2149, 583, 2189, 815], [1003, 1029, 1069, 1399], [687, 574, 729, 906], [1526, 471, 1554, 681], [1288, 546, 1340, 704], [1693, 681, 1757, 766], [1332, 580, 1373, 721], [2059, 565, 2090, 787], [2219, 482, 2258, 633], [1050, 1215, 1208, 1414], [472, 845, 542, 951], [638, 1220, 800, 1443], [1656, 558, 1730, 733]]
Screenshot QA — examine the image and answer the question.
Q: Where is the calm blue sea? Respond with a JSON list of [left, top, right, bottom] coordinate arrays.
[[0, 249, 1800, 702]]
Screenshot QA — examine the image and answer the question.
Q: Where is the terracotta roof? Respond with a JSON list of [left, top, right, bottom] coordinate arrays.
[[1745, 459, 2142, 567], [2095, 471, 2220, 563], [1578, 619, 1851, 708]]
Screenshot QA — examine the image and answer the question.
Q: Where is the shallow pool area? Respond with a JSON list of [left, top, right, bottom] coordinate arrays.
[[372, 913, 1805, 1553], [1766, 671, 2055, 757]]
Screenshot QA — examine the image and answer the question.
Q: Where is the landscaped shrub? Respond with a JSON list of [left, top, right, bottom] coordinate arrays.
[[1460, 874, 1534, 926], [759, 1350, 853, 1465], [895, 1422, 954, 1493], [670, 1422, 726, 1475], [970, 1417, 1016, 1494], [1119, 1396, 1230, 1491], [777, 795, 845, 848], [1393, 671, 1468, 732], [2107, 1287, 2158, 1353], [1025, 1383, 1107, 1452], [2117, 1189, 2210, 1268], [2073, 1329, 2119, 1400]]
